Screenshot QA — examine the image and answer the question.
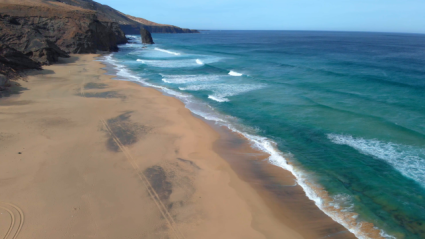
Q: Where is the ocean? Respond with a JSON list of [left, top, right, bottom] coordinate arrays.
[[102, 30, 425, 239]]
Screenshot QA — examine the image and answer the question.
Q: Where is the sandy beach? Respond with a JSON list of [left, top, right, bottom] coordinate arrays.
[[0, 55, 357, 239], [0, 55, 303, 239]]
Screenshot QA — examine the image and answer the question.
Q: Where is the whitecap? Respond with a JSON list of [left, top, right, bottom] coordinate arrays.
[[229, 70, 243, 76], [196, 59, 204, 65], [179, 83, 265, 102], [136, 59, 204, 68], [161, 74, 220, 84], [154, 47, 181, 56], [208, 95, 229, 102]]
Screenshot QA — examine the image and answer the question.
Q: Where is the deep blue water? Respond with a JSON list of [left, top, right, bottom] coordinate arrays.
[[104, 31, 425, 239]]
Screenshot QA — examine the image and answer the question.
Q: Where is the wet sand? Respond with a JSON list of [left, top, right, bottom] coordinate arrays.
[[212, 124, 358, 239], [0, 55, 305, 239]]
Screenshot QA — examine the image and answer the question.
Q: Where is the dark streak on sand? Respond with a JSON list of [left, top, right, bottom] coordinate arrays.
[[177, 158, 201, 170], [104, 111, 151, 152], [144, 165, 173, 202], [84, 82, 107, 89], [83, 91, 125, 99]]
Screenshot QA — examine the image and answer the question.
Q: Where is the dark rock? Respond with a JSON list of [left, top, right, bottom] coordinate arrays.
[[140, 28, 154, 44], [0, 45, 42, 71], [0, 44, 42, 85], [0, 14, 70, 65], [0, 4, 124, 56], [103, 22, 128, 45]]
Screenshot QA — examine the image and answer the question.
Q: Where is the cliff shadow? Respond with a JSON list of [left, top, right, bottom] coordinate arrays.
[[56, 56, 79, 64], [0, 82, 28, 99], [26, 69, 56, 76]]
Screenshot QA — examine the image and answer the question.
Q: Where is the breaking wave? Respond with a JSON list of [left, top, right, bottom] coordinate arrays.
[[328, 134, 425, 187], [101, 53, 395, 239], [154, 47, 181, 55], [179, 83, 265, 102], [229, 70, 243, 76]]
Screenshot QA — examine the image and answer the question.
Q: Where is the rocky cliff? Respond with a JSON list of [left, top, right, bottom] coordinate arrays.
[[0, 0, 128, 88], [0, 2, 127, 55], [0, 44, 42, 88], [51, 0, 199, 34]]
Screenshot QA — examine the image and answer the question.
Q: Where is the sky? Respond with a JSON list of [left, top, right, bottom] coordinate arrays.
[[98, 0, 425, 34]]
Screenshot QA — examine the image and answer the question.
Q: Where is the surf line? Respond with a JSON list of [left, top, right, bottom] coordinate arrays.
[[154, 47, 181, 56]]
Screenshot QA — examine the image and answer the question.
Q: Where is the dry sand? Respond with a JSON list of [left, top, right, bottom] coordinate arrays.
[[0, 55, 308, 239]]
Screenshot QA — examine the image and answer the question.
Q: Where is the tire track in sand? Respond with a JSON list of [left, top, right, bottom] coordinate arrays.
[[101, 119, 186, 239], [0, 202, 24, 239]]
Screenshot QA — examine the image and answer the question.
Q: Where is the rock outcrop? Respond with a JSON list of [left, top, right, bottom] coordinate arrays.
[[103, 22, 128, 45], [0, 45, 42, 71], [0, 44, 42, 88], [0, 14, 69, 65], [140, 29, 154, 44]]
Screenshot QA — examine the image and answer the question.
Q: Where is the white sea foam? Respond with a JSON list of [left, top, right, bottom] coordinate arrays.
[[208, 95, 229, 102], [228, 70, 243, 76], [154, 47, 181, 55], [137, 59, 204, 68], [179, 83, 265, 102], [328, 134, 425, 187], [196, 59, 204, 65], [161, 74, 220, 84], [100, 53, 395, 239]]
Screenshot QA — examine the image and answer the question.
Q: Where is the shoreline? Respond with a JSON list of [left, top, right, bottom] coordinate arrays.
[[210, 124, 357, 239], [0, 54, 302, 238], [102, 50, 389, 239]]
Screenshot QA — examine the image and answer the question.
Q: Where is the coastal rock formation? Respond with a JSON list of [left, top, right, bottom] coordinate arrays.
[[103, 22, 128, 45], [0, 45, 42, 72], [0, 3, 126, 55], [140, 29, 154, 44], [0, 0, 128, 85], [0, 14, 69, 65], [125, 15, 199, 34], [51, 0, 199, 34], [0, 44, 42, 87]]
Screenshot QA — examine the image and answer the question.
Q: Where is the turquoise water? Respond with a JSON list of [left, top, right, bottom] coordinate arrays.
[[103, 31, 425, 239]]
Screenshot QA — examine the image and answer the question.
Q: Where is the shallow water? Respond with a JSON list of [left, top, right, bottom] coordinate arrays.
[[104, 31, 425, 239]]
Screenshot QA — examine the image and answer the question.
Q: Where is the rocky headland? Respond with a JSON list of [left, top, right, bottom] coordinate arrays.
[[0, 0, 197, 89], [52, 0, 199, 34]]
